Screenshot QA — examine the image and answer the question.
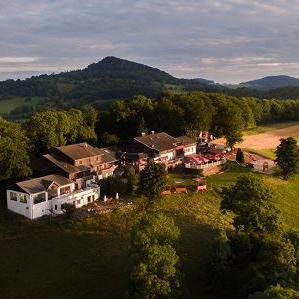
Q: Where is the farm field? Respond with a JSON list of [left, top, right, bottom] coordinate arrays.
[[239, 123, 299, 150], [0, 163, 298, 299], [214, 122, 299, 153], [242, 121, 299, 136], [0, 96, 43, 115]]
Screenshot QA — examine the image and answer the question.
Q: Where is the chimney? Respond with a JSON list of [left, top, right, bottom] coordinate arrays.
[[151, 131, 155, 134]]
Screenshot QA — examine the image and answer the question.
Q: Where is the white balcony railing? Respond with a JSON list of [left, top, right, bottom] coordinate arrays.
[[185, 158, 227, 170]]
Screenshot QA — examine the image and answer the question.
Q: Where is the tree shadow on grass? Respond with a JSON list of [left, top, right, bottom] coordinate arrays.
[[163, 211, 226, 299]]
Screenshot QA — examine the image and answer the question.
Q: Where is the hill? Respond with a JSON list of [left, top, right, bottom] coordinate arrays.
[[240, 75, 299, 90], [1, 163, 298, 298], [0, 57, 223, 111]]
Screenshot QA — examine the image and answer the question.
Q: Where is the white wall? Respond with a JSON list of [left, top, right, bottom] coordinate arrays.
[[184, 145, 196, 156], [31, 192, 51, 219], [7, 190, 32, 219], [7, 185, 100, 220], [154, 150, 175, 162], [51, 186, 100, 214]]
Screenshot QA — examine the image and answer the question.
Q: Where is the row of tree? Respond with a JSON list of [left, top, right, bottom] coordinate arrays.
[[97, 93, 299, 148], [1, 92, 299, 183]]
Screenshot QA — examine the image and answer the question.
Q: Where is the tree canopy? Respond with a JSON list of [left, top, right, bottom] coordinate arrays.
[[139, 162, 167, 200], [0, 118, 32, 180], [276, 137, 299, 180], [221, 175, 280, 234], [130, 213, 181, 299]]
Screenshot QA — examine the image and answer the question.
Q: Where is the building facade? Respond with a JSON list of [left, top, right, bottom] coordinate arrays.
[[7, 174, 100, 219], [7, 143, 118, 220]]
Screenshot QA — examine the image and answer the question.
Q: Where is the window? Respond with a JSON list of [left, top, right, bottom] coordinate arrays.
[[60, 186, 71, 195], [54, 204, 57, 210], [88, 196, 91, 203], [19, 194, 27, 203], [76, 199, 81, 205], [92, 195, 95, 201], [10, 192, 18, 201], [33, 193, 46, 204], [79, 160, 82, 165]]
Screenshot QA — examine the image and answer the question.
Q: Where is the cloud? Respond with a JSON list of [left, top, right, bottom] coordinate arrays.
[[0, 57, 39, 63], [0, 0, 299, 82]]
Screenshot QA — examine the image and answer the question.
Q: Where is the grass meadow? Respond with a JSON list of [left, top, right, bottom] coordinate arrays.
[[0, 162, 298, 298]]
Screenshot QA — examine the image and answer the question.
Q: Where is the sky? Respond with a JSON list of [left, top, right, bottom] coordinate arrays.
[[1, 0, 299, 83]]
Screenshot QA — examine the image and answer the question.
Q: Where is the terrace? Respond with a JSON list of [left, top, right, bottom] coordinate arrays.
[[184, 153, 227, 170]]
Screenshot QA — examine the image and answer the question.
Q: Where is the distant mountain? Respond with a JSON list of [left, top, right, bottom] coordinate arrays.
[[0, 56, 223, 107], [58, 56, 178, 83], [239, 75, 299, 90], [193, 78, 215, 85]]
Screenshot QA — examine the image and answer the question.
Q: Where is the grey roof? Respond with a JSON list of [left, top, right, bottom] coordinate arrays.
[[176, 136, 197, 146], [56, 143, 103, 161], [134, 132, 178, 152], [97, 148, 118, 163], [43, 153, 88, 174], [15, 175, 72, 195]]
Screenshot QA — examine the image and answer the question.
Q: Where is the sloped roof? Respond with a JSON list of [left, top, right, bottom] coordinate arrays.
[[43, 153, 88, 174], [134, 132, 178, 152], [97, 148, 118, 163], [15, 175, 72, 195], [176, 136, 196, 146], [56, 143, 103, 161]]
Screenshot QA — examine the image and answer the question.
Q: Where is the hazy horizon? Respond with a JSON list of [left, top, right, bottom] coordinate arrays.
[[1, 1, 299, 83]]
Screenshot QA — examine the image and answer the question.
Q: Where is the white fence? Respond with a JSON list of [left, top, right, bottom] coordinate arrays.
[[185, 158, 227, 170]]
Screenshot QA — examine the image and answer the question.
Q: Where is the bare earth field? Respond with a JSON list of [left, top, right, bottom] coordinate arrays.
[[239, 124, 299, 150], [215, 124, 299, 150]]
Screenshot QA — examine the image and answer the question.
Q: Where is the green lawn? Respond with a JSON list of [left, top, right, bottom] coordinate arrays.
[[242, 148, 277, 160], [0, 164, 298, 298], [0, 96, 43, 115]]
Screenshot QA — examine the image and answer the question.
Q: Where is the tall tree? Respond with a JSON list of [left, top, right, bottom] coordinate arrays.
[[221, 175, 280, 234], [275, 137, 299, 180], [131, 213, 181, 298], [0, 118, 31, 180], [132, 213, 180, 249], [210, 98, 243, 149], [131, 244, 180, 299], [139, 162, 167, 200], [26, 109, 97, 154]]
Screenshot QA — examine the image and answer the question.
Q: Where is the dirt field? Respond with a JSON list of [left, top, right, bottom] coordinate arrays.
[[239, 124, 299, 150], [215, 124, 299, 150]]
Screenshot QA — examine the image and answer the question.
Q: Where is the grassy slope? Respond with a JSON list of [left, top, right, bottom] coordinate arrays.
[[245, 148, 276, 160], [0, 188, 232, 299], [0, 97, 43, 115], [0, 164, 298, 298], [207, 163, 299, 233]]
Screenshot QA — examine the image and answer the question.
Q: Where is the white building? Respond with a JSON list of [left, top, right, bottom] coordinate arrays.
[[175, 136, 197, 156], [7, 174, 100, 220]]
